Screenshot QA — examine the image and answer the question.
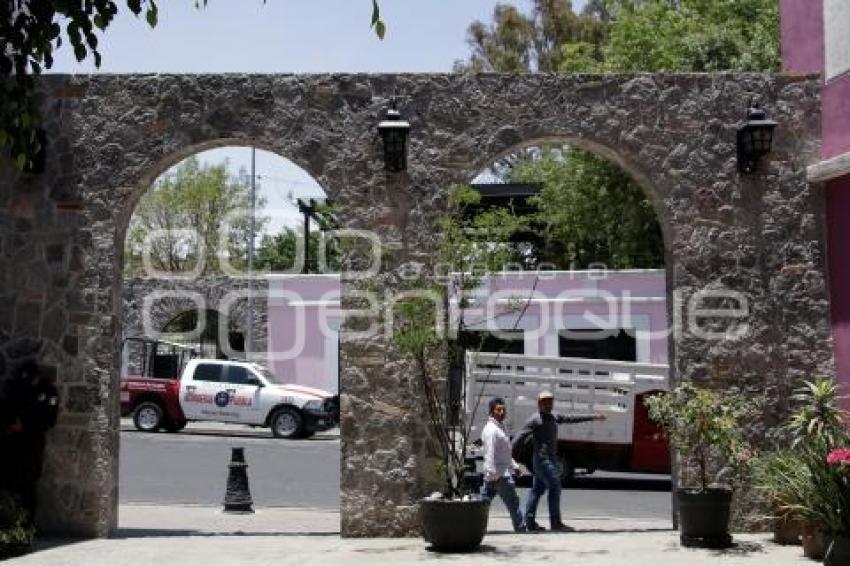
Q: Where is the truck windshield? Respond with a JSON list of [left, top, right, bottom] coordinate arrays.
[[253, 365, 286, 385]]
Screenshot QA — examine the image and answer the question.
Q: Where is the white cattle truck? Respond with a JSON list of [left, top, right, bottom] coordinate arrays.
[[465, 351, 671, 482]]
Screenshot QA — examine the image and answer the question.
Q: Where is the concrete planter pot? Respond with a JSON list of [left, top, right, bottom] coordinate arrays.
[[801, 523, 825, 560], [419, 498, 490, 553], [677, 488, 733, 549], [773, 514, 803, 546]]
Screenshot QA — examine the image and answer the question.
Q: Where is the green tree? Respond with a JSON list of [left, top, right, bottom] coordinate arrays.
[[460, 0, 779, 74], [1, 1, 385, 169], [603, 0, 779, 72], [125, 156, 267, 275], [255, 228, 340, 274], [459, 0, 607, 73], [513, 147, 664, 269]]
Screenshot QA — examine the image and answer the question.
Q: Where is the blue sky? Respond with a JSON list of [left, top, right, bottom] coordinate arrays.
[[47, 1, 575, 74], [47, 1, 586, 233]]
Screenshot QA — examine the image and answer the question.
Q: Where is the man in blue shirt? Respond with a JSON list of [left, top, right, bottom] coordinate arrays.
[[519, 390, 605, 532]]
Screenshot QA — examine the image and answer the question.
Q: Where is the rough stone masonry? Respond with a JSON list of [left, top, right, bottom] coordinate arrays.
[[0, 73, 833, 537]]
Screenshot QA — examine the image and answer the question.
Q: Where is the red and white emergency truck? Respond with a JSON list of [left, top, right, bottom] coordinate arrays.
[[465, 351, 670, 481], [120, 337, 339, 439]]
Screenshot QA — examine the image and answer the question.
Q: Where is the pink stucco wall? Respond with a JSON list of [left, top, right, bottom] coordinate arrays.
[[781, 0, 850, 405], [264, 271, 670, 392], [828, 178, 850, 403], [823, 78, 850, 158], [266, 275, 340, 393], [780, 0, 850, 158], [780, 0, 823, 74]]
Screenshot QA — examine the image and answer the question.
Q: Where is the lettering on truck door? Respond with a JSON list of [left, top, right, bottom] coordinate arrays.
[[221, 365, 263, 424], [180, 362, 225, 421]]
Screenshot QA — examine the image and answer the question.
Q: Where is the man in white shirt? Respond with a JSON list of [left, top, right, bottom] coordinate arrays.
[[480, 396, 525, 532]]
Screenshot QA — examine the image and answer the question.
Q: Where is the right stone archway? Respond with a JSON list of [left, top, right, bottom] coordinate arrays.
[[338, 73, 834, 536]]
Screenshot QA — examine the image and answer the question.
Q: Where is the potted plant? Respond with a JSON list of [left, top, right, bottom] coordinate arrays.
[[645, 383, 752, 548], [781, 378, 849, 560], [391, 185, 534, 552], [0, 491, 35, 560], [752, 450, 806, 545], [394, 292, 489, 552], [822, 448, 850, 566]]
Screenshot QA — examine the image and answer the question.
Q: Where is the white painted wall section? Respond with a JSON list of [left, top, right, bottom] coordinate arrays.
[[825, 0, 850, 80]]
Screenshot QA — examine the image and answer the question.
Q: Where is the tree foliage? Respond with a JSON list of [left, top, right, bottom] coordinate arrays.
[[459, 0, 779, 73], [459, 0, 607, 73], [512, 147, 665, 269], [125, 156, 267, 275], [393, 185, 540, 498], [603, 0, 779, 72], [255, 228, 340, 274], [2, 1, 384, 170]]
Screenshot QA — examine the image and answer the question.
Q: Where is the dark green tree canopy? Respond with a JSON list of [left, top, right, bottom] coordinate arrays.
[[458, 0, 779, 74]]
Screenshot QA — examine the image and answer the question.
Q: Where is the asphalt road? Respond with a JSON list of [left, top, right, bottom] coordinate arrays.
[[119, 421, 672, 522]]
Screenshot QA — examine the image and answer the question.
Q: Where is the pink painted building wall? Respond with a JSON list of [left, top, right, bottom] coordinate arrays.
[[781, 0, 850, 404], [264, 271, 670, 393], [266, 275, 341, 393]]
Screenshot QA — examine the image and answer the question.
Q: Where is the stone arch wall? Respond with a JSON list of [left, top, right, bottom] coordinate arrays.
[[122, 276, 269, 355], [0, 73, 831, 537]]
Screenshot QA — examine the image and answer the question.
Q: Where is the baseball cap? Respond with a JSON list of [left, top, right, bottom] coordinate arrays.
[[538, 391, 554, 400]]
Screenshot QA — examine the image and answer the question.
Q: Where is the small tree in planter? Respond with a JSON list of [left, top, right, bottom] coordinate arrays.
[[645, 382, 752, 548], [391, 185, 534, 552], [752, 449, 810, 545]]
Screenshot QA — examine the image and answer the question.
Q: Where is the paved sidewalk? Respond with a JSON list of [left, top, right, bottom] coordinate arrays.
[[8, 505, 810, 566]]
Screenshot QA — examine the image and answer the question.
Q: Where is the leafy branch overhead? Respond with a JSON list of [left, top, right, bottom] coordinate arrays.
[[1, 1, 385, 170]]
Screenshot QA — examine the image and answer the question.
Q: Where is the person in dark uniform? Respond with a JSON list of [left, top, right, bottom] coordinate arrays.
[[0, 361, 59, 524]]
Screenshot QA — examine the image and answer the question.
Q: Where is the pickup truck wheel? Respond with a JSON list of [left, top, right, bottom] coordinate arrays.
[[133, 402, 164, 432], [270, 408, 303, 439]]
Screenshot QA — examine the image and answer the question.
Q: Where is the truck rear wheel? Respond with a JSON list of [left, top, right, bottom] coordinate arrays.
[[559, 452, 576, 485], [133, 402, 164, 432], [270, 407, 303, 439]]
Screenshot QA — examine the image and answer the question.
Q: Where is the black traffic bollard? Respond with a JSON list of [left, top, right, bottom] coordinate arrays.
[[223, 447, 254, 513]]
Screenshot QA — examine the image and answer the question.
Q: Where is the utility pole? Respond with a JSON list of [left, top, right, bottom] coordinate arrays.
[[247, 146, 256, 357], [297, 199, 314, 274]]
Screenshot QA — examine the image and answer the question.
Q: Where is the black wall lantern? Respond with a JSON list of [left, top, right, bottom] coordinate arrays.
[[378, 99, 410, 172], [736, 103, 777, 173]]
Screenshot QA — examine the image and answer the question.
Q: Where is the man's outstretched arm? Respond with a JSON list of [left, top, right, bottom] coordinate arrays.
[[555, 413, 606, 424]]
